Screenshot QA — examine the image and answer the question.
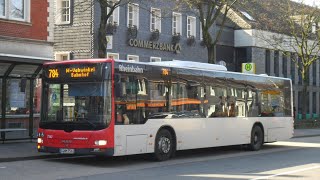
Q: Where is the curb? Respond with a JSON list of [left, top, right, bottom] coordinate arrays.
[[0, 154, 64, 163], [292, 134, 320, 138]]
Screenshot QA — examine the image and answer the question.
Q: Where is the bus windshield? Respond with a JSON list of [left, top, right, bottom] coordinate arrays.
[[40, 81, 112, 130]]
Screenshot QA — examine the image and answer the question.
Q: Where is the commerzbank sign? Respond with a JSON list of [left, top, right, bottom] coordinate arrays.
[[128, 39, 181, 54]]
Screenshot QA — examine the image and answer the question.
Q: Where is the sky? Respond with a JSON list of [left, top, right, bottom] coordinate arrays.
[[291, 0, 320, 7]]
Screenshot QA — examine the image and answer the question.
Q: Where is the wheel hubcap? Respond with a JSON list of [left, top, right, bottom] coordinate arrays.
[[254, 134, 258, 144], [159, 137, 171, 154]]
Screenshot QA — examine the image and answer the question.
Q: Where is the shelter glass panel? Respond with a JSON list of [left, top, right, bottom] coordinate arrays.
[[5, 78, 30, 139], [9, 64, 39, 77]]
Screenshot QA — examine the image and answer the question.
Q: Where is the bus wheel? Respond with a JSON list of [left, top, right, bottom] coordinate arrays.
[[154, 129, 174, 161], [249, 125, 264, 151]]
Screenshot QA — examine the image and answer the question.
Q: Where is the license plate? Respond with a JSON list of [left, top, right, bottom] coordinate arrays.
[[59, 148, 75, 154]]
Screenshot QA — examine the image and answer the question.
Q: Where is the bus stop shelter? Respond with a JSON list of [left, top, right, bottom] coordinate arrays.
[[0, 53, 53, 142]]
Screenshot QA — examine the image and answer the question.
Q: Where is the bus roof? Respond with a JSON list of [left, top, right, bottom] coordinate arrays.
[[115, 60, 227, 71], [116, 60, 292, 81], [149, 60, 227, 71], [43, 59, 291, 81], [43, 59, 113, 66]]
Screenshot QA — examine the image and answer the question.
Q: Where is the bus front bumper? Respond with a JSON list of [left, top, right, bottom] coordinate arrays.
[[38, 146, 114, 156]]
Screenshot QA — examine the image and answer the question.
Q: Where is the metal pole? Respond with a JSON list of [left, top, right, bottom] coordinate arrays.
[[29, 65, 42, 140], [28, 78, 34, 140], [1, 64, 15, 142], [1, 78, 6, 142]]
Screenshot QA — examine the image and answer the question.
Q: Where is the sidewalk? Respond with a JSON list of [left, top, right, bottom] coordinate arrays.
[[0, 140, 63, 162], [293, 128, 320, 138], [0, 129, 320, 162]]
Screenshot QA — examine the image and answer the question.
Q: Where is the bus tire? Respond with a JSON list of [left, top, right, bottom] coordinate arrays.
[[249, 125, 264, 151], [154, 129, 174, 161]]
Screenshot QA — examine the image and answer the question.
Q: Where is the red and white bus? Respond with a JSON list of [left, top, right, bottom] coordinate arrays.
[[37, 59, 293, 161]]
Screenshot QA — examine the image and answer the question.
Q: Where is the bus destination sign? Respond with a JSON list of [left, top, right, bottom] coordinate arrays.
[[44, 64, 104, 82]]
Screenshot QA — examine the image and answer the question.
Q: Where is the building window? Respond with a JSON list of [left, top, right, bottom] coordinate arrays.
[[127, 55, 139, 62], [127, 3, 139, 28], [187, 16, 196, 38], [150, 57, 161, 62], [265, 50, 270, 75], [150, 8, 161, 32], [107, 0, 119, 25], [283, 53, 287, 77], [0, 0, 30, 21], [55, 52, 70, 61], [107, 52, 119, 60], [313, 92, 316, 116], [172, 12, 182, 35], [313, 61, 316, 85], [318, 58, 320, 87], [290, 53, 295, 84], [298, 57, 302, 85], [312, 22, 319, 34], [0, 0, 4, 17], [56, 0, 71, 24], [274, 50, 279, 76]]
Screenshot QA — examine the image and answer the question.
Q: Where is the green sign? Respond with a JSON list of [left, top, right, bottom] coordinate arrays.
[[242, 63, 256, 74], [245, 63, 252, 71]]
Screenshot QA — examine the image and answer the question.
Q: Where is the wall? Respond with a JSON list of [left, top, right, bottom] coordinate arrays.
[[0, 0, 49, 40], [93, 0, 209, 62], [54, 0, 93, 59]]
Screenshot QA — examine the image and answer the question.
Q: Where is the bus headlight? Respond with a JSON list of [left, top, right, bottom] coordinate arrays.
[[37, 138, 43, 144], [94, 140, 107, 146]]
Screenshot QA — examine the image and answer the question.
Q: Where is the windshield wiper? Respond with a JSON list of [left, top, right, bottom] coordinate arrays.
[[77, 118, 97, 129]]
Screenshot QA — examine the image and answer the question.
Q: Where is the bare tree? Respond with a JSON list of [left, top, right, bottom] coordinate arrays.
[[181, 0, 237, 64], [250, 0, 320, 119], [97, 0, 129, 58]]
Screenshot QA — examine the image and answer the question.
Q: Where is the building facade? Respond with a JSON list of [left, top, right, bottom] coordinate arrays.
[[53, 0, 319, 119], [53, 0, 236, 63], [0, 0, 54, 141]]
